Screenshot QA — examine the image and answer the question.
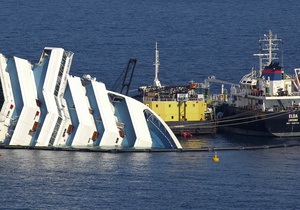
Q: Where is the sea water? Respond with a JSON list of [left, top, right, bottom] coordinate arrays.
[[0, 0, 300, 209]]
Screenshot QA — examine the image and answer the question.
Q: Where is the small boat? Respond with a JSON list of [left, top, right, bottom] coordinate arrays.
[[216, 30, 300, 137]]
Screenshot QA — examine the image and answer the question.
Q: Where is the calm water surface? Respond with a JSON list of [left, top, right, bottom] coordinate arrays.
[[1, 0, 300, 209], [0, 142, 299, 209]]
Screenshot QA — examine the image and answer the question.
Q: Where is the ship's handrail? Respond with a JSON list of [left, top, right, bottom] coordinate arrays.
[[143, 97, 204, 102], [143, 97, 177, 102]]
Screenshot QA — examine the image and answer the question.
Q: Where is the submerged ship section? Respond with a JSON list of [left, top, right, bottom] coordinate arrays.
[[0, 48, 182, 150], [218, 31, 300, 137]]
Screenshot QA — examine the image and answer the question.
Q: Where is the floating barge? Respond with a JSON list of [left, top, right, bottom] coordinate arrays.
[[136, 42, 217, 135]]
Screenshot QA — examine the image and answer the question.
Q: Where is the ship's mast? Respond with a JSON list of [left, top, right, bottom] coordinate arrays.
[[265, 30, 281, 65], [153, 41, 162, 88], [254, 30, 282, 73]]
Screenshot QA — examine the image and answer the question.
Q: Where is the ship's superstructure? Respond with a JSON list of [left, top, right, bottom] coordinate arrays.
[[218, 31, 300, 137], [0, 48, 182, 149]]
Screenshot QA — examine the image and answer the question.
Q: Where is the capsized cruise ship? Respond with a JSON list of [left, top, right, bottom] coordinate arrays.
[[0, 47, 182, 150]]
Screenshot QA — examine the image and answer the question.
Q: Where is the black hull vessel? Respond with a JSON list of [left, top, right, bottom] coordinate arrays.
[[218, 105, 300, 137], [216, 31, 300, 137]]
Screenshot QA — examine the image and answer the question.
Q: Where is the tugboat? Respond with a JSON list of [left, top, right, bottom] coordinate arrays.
[[217, 30, 300, 137], [137, 42, 217, 135]]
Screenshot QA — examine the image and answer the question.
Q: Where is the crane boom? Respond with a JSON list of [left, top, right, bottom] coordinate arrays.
[[206, 76, 239, 86], [111, 59, 137, 95]]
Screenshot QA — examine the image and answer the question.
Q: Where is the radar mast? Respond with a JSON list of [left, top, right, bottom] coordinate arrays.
[[254, 30, 282, 74]]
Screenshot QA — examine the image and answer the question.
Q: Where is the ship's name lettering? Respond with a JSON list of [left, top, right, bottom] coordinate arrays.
[[287, 114, 299, 124], [289, 114, 298, 119]]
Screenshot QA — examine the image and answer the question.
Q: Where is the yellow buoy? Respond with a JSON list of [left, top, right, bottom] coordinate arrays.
[[212, 152, 219, 162]]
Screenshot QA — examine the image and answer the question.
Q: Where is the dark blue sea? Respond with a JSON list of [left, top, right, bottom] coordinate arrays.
[[1, 0, 300, 209]]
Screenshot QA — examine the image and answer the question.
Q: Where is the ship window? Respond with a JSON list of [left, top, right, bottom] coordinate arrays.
[[193, 104, 195, 107], [169, 104, 171, 107], [156, 104, 158, 108], [171, 116, 174, 119]]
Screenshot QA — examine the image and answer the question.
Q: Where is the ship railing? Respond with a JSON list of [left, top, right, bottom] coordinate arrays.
[[148, 98, 204, 102], [143, 97, 177, 102], [144, 94, 208, 102], [188, 98, 204, 101], [264, 104, 300, 112], [291, 92, 300, 96]]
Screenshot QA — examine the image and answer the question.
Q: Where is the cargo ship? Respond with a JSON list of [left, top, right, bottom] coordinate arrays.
[[136, 42, 217, 135], [0, 47, 182, 149], [216, 31, 300, 137]]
